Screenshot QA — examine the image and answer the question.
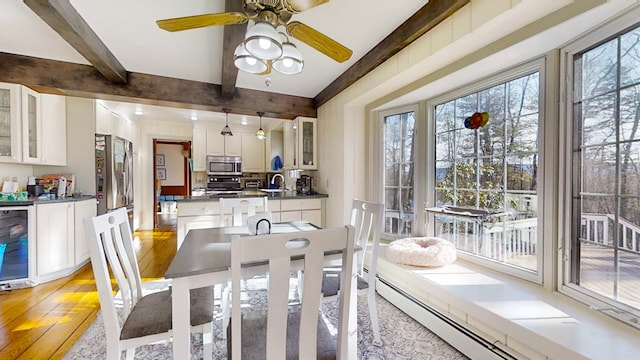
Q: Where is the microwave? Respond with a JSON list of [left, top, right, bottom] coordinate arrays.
[[207, 155, 242, 175]]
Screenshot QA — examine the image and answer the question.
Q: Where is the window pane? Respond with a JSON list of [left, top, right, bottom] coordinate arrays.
[[507, 73, 539, 117], [507, 113, 538, 151], [434, 71, 540, 273], [620, 142, 640, 195], [620, 85, 640, 141], [620, 26, 640, 87], [582, 145, 617, 194], [575, 39, 618, 100], [506, 154, 538, 191], [582, 93, 617, 146], [384, 111, 415, 236]]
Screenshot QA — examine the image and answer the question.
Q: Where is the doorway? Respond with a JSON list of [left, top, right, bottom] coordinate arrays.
[[153, 139, 191, 229]]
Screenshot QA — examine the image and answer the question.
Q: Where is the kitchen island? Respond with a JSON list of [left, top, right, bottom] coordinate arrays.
[[175, 190, 328, 248]]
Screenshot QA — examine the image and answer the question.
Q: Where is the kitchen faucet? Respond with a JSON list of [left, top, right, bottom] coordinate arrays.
[[271, 173, 285, 190]]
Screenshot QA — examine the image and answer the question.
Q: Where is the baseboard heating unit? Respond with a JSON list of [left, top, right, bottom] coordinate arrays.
[[376, 277, 521, 360]]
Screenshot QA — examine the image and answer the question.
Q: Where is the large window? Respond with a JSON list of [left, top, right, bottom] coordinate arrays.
[[570, 22, 640, 314], [382, 111, 415, 236], [431, 69, 541, 274]]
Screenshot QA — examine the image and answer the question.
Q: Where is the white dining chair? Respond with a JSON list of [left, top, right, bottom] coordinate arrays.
[[219, 196, 268, 227], [229, 225, 356, 359], [84, 207, 214, 360], [321, 199, 384, 345]]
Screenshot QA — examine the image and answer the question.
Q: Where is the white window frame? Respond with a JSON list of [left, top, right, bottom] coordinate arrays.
[[377, 104, 421, 240], [559, 7, 640, 322], [425, 59, 546, 284]]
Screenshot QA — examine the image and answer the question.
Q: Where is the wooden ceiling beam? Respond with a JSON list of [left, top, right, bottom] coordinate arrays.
[[313, 0, 470, 107], [24, 0, 128, 84], [0, 52, 315, 119], [220, 0, 247, 98]]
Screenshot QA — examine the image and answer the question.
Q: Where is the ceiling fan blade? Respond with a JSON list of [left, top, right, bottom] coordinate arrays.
[[286, 21, 352, 63], [156, 12, 248, 32], [282, 0, 329, 13]]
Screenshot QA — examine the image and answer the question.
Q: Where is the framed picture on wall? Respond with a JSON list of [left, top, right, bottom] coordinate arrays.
[[156, 168, 166, 180], [156, 154, 165, 166]]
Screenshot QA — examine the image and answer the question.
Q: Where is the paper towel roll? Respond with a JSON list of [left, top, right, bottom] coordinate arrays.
[[247, 212, 272, 235]]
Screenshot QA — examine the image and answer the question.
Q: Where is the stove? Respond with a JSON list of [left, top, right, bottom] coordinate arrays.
[[207, 175, 241, 191]]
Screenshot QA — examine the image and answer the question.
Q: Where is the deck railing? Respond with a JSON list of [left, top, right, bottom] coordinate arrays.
[[581, 213, 640, 253]]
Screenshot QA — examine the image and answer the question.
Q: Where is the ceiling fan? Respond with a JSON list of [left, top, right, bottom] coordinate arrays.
[[156, 0, 353, 65]]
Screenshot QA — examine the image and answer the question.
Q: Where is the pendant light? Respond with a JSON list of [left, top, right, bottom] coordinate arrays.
[[256, 111, 266, 140], [221, 108, 233, 136]]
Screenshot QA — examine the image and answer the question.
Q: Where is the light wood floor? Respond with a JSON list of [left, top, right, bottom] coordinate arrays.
[[0, 214, 177, 359]]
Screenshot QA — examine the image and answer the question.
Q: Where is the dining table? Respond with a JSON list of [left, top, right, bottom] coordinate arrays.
[[164, 221, 358, 359]]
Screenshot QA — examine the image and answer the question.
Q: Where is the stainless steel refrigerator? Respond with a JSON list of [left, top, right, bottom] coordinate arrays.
[[95, 134, 134, 227]]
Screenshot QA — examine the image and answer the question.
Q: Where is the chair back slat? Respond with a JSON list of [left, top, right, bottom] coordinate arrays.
[[84, 207, 142, 339], [230, 225, 355, 359], [351, 199, 384, 280], [220, 197, 268, 227]]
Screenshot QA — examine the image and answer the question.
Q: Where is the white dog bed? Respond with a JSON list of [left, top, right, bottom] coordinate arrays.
[[386, 237, 457, 267]]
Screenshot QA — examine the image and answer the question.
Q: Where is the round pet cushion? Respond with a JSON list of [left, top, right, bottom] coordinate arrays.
[[386, 237, 457, 267]]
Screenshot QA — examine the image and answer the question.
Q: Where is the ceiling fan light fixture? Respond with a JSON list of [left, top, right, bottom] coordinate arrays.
[[221, 108, 233, 136], [234, 43, 268, 73], [273, 41, 304, 75], [244, 21, 282, 60]]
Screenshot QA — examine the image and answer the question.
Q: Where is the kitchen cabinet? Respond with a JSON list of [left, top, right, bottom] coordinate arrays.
[[192, 128, 206, 171], [40, 94, 67, 166], [265, 129, 283, 171], [283, 117, 317, 170], [206, 130, 241, 156], [279, 198, 323, 226], [36, 201, 74, 277], [73, 198, 96, 265], [241, 133, 265, 172], [0, 82, 21, 163], [21, 86, 42, 164], [176, 201, 221, 249]]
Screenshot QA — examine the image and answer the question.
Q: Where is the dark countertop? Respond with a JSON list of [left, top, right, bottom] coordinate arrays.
[[0, 195, 96, 207], [175, 190, 328, 202]]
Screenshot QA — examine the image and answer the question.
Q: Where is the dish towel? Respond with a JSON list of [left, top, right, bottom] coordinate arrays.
[[272, 155, 283, 171]]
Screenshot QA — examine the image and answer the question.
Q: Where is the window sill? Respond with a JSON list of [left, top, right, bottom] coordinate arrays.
[[375, 245, 640, 359]]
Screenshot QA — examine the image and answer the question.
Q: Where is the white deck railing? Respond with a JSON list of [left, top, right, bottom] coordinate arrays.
[[581, 213, 640, 253]]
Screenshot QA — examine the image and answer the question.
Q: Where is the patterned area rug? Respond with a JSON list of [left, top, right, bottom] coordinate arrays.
[[63, 278, 468, 359]]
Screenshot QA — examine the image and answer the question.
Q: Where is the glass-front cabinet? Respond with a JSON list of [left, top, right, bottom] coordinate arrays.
[[21, 86, 41, 164], [284, 116, 317, 170], [0, 82, 22, 163], [298, 117, 317, 170]]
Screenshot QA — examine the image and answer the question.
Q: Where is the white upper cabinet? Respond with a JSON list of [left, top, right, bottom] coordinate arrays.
[[206, 130, 241, 156], [0, 82, 22, 163], [21, 86, 42, 164], [284, 117, 317, 170], [40, 94, 67, 166], [241, 133, 265, 172]]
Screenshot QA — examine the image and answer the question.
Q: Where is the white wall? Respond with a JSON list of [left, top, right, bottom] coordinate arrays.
[[156, 143, 184, 186], [317, 0, 639, 227]]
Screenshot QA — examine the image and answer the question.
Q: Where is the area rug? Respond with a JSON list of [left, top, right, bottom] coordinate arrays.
[[63, 278, 468, 359]]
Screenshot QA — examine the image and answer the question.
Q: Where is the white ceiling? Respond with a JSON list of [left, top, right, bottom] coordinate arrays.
[[0, 0, 427, 127]]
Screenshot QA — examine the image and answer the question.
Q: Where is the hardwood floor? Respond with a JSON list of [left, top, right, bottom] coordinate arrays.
[[0, 217, 177, 359]]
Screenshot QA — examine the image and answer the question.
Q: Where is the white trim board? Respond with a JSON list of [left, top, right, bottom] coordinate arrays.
[[374, 246, 640, 360]]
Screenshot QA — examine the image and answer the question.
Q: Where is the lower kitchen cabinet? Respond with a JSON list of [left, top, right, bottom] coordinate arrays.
[[74, 198, 96, 265], [176, 201, 221, 249], [175, 196, 325, 247], [279, 198, 323, 227], [36, 202, 74, 278], [35, 198, 96, 282]]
